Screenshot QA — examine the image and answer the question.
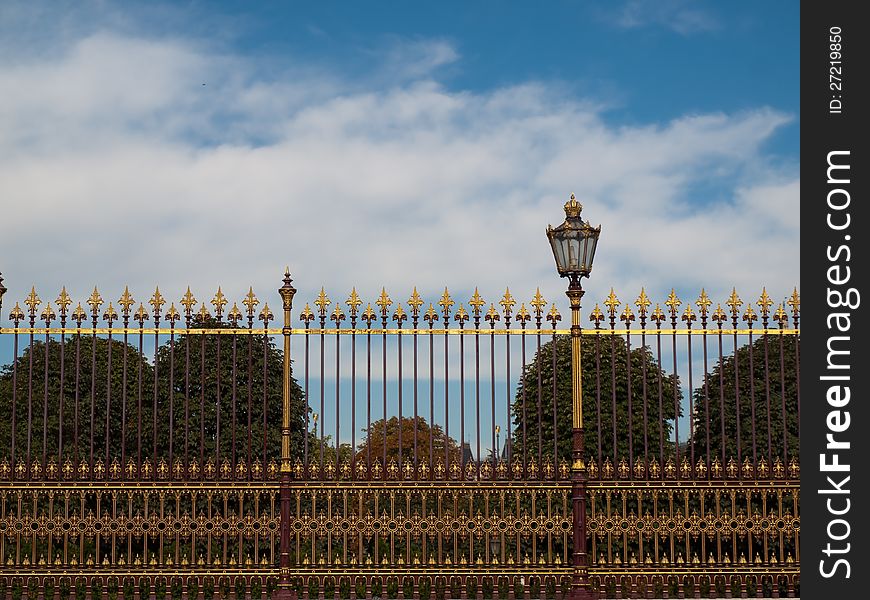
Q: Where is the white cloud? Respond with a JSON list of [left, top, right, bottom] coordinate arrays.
[[0, 23, 798, 327], [612, 0, 719, 35]]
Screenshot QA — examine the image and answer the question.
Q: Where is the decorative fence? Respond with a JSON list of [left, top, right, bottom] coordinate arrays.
[[0, 272, 799, 599]]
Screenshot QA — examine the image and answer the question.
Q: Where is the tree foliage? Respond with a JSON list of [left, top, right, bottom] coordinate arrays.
[[0, 319, 307, 463], [355, 416, 461, 465], [512, 335, 682, 465], [690, 334, 799, 461]]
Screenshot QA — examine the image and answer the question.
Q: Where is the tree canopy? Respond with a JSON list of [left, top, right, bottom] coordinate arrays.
[[355, 415, 461, 465], [0, 320, 307, 465], [512, 335, 682, 466], [689, 334, 799, 462]]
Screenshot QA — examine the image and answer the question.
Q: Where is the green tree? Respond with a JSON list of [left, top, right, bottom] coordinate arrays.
[[0, 334, 153, 463], [0, 318, 307, 465], [512, 335, 682, 467], [356, 416, 461, 465], [690, 334, 799, 462]]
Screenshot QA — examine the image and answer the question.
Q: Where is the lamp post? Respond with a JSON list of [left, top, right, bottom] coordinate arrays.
[[547, 193, 600, 600]]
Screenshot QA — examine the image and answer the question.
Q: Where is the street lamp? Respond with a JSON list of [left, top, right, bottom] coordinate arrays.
[[548, 193, 600, 600], [547, 193, 600, 283]]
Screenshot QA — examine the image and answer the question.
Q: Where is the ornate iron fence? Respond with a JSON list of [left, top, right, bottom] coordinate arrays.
[[0, 272, 799, 599]]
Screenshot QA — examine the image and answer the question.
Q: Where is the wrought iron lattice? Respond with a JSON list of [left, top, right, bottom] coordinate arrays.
[[0, 275, 800, 599]]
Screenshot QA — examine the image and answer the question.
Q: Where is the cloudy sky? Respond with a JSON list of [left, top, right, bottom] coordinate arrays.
[[0, 0, 799, 322]]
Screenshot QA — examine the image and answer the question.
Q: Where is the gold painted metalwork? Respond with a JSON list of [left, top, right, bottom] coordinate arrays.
[[588, 304, 604, 328], [0, 284, 800, 599], [150, 286, 165, 317]]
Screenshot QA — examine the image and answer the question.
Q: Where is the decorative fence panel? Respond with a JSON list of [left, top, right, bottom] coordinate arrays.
[[0, 273, 800, 599], [580, 289, 800, 598]]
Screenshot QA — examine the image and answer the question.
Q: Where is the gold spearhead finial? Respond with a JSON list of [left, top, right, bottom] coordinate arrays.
[[197, 302, 211, 321], [179, 287, 196, 317], [392, 304, 407, 323], [377, 288, 393, 316], [71, 302, 86, 326], [681, 304, 696, 325], [665, 289, 681, 319], [103, 302, 118, 323], [696, 289, 711, 316], [787, 288, 800, 317], [346, 288, 362, 316], [530, 288, 546, 315], [315, 288, 331, 317], [408, 288, 423, 315], [743, 304, 757, 326], [589, 304, 604, 327], [331, 303, 346, 323], [620, 304, 635, 325], [423, 303, 438, 325], [362, 303, 377, 326], [711, 303, 727, 327], [515, 303, 530, 325], [259, 302, 274, 324], [726, 288, 743, 317], [650, 303, 666, 327], [165, 303, 180, 324], [454, 304, 469, 325], [469, 288, 485, 316], [499, 288, 515, 316], [243, 287, 259, 318], [546, 303, 561, 326], [56, 287, 72, 316], [485, 303, 500, 324], [9, 302, 25, 324], [41, 302, 56, 324], [24, 287, 41, 316], [635, 288, 651, 316], [773, 303, 788, 327], [438, 287, 454, 319], [757, 288, 773, 316], [87, 287, 103, 318], [604, 288, 620, 319], [135, 303, 150, 325], [149, 287, 165, 316], [211, 287, 227, 318], [299, 303, 314, 324], [228, 303, 243, 325]]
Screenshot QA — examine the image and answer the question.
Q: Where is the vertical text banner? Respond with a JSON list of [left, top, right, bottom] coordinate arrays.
[[801, 2, 868, 597]]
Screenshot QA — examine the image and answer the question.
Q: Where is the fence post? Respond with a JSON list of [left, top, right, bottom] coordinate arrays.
[[0, 271, 6, 316], [567, 280, 594, 600], [278, 268, 298, 600]]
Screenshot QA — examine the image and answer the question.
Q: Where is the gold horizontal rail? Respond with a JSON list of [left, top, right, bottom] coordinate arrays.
[[0, 567, 278, 577], [0, 482, 279, 491], [588, 566, 800, 575], [586, 480, 799, 490], [0, 327, 800, 336]]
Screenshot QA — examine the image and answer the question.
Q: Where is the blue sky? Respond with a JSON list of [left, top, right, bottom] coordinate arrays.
[[1, 1, 800, 323]]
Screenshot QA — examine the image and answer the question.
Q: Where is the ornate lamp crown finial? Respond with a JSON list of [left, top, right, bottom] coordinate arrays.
[[564, 193, 583, 218]]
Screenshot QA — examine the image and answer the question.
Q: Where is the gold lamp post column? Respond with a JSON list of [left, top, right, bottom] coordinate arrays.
[[547, 194, 600, 600], [278, 268, 297, 600]]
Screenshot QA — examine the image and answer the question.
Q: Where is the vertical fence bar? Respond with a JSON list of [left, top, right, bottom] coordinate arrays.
[[11, 307, 20, 466], [26, 296, 35, 471], [104, 302, 114, 467], [42, 304, 50, 466], [350, 293, 358, 478], [278, 269, 297, 600]]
